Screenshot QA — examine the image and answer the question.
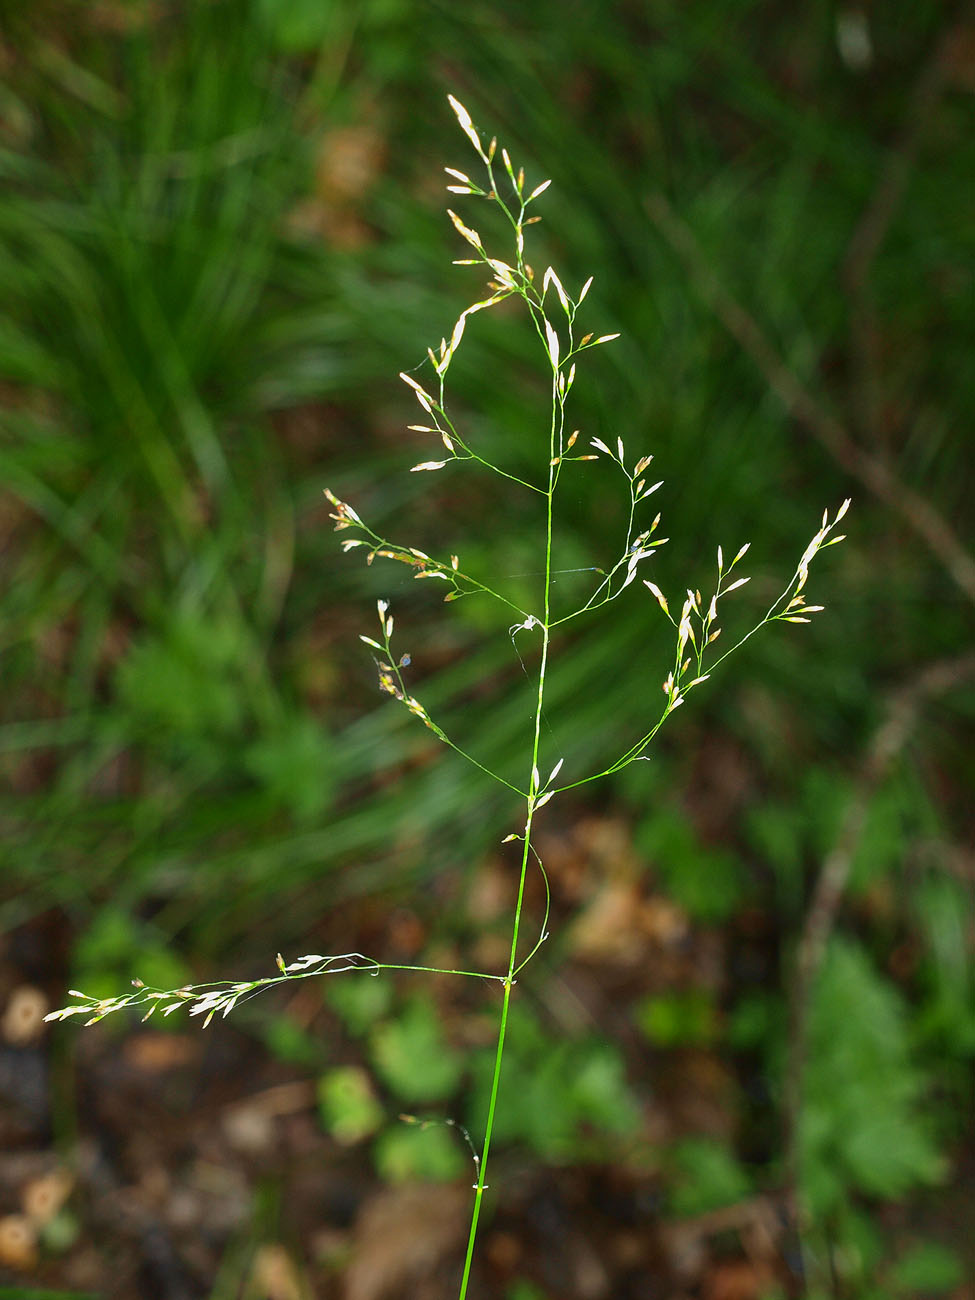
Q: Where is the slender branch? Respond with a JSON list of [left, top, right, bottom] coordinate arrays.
[[45, 952, 507, 1029], [512, 841, 551, 976]]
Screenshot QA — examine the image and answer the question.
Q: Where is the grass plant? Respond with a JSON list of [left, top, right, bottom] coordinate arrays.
[[47, 96, 850, 1296]]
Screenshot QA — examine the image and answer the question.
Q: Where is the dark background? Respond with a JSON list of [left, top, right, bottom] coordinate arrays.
[[1, 2, 973, 1297]]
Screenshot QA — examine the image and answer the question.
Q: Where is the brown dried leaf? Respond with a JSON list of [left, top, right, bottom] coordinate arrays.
[[2, 986, 48, 1044], [345, 1183, 469, 1300], [0, 1214, 37, 1272]]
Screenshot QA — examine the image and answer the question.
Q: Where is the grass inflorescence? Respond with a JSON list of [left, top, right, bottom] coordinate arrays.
[[48, 95, 848, 1297]]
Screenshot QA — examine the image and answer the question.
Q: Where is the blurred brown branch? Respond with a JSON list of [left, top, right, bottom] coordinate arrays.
[[782, 649, 975, 1257], [644, 189, 975, 605]]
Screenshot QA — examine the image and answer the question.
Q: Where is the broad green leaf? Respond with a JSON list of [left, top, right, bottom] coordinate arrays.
[[370, 999, 463, 1103], [318, 1066, 384, 1145], [373, 1121, 466, 1183]]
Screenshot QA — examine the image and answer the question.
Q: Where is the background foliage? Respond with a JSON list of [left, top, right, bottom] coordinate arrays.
[[0, 1, 972, 1296]]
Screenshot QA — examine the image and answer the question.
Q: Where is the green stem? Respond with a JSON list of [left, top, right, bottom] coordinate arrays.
[[457, 972, 513, 1298], [457, 325, 559, 1300]]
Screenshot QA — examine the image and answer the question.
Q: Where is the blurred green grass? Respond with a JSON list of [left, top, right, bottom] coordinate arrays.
[[1, 0, 973, 1289]]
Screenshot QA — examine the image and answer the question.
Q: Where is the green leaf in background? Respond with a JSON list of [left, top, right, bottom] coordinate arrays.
[[850, 770, 941, 895], [39, 1207, 81, 1255], [469, 1007, 639, 1162], [636, 809, 744, 923], [254, 0, 338, 52], [569, 1041, 642, 1136], [328, 974, 395, 1036], [318, 1065, 384, 1145], [726, 991, 778, 1050], [369, 998, 463, 1103], [244, 715, 334, 822], [71, 906, 189, 1004], [745, 797, 806, 914], [0, 1291, 98, 1299], [801, 939, 945, 1214], [636, 988, 717, 1048], [506, 1282, 547, 1300], [262, 1014, 326, 1068], [822, 1203, 885, 1287], [746, 768, 850, 919], [116, 611, 248, 742], [373, 1120, 466, 1183], [889, 1241, 964, 1294], [916, 874, 975, 1055], [666, 1137, 752, 1217]]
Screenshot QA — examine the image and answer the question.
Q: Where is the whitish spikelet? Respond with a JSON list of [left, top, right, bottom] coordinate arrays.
[[644, 580, 669, 615], [446, 209, 483, 249], [447, 95, 486, 159], [544, 319, 560, 369]]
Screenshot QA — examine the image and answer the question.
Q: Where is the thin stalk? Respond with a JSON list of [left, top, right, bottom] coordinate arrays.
[[457, 345, 559, 1300]]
